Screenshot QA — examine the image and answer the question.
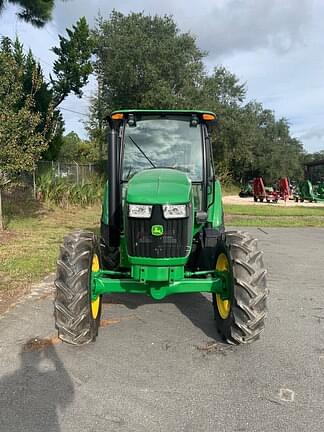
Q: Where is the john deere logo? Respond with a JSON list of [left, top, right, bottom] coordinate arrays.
[[151, 225, 164, 236]]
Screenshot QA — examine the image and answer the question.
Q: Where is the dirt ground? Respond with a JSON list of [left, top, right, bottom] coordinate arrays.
[[223, 194, 324, 206]]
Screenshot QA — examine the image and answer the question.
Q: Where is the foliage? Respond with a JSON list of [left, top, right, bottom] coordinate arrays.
[[0, 42, 48, 174], [0, 0, 57, 27], [92, 11, 205, 111], [36, 173, 103, 207], [58, 131, 99, 162], [51, 17, 93, 108], [0, 15, 93, 161], [89, 11, 305, 182]]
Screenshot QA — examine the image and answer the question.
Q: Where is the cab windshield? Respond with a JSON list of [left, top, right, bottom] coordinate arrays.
[[122, 116, 203, 181]]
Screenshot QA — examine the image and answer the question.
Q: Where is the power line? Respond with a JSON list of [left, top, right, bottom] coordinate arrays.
[[44, 26, 59, 43], [60, 107, 88, 117]]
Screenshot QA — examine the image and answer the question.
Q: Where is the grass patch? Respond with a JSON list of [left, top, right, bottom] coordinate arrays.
[[222, 184, 240, 196], [0, 192, 101, 293], [224, 204, 324, 227]]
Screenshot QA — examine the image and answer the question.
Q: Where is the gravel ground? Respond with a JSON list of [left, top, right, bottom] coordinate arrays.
[[0, 228, 323, 432], [223, 195, 324, 206]]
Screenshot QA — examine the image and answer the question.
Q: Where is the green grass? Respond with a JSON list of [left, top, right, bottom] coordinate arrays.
[[224, 204, 324, 227], [222, 184, 240, 196], [0, 192, 101, 293]]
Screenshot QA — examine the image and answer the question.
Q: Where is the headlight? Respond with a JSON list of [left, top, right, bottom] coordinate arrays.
[[162, 204, 187, 219], [128, 204, 152, 218]]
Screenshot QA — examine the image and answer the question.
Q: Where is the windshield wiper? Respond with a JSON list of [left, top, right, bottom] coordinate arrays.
[[128, 136, 156, 168]]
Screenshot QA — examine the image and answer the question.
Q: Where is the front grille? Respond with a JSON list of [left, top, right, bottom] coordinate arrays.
[[126, 205, 191, 258]]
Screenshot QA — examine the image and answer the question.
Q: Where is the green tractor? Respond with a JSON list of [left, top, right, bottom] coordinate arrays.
[[54, 110, 268, 346]]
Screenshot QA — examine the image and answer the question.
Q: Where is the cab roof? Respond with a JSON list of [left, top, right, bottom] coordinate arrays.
[[111, 109, 216, 117]]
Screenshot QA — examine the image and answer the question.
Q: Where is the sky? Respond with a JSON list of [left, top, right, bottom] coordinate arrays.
[[0, 0, 323, 153]]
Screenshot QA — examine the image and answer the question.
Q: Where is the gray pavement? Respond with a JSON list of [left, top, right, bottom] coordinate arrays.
[[0, 228, 324, 432]]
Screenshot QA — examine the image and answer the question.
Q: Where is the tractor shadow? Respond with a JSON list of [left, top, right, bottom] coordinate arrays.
[[103, 292, 223, 342]]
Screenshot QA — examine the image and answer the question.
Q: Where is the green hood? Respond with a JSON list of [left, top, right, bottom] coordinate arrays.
[[126, 168, 191, 204]]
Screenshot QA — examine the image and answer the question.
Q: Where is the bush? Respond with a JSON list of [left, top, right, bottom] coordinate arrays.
[[36, 173, 104, 207]]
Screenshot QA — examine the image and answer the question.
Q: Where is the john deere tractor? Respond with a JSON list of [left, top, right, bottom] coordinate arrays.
[[54, 110, 268, 346]]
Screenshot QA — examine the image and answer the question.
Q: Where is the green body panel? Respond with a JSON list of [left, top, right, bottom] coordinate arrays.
[[125, 168, 193, 265], [207, 179, 224, 228], [127, 168, 191, 204], [128, 256, 189, 266], [131, 265, 184, 282], [91, 269, 229, 301]]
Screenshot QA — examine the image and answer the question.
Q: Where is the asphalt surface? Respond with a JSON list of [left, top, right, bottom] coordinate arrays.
[[0, 228, 323, 432]]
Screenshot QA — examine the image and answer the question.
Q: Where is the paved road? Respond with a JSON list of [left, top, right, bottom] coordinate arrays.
[[0, 228, 323, 432]]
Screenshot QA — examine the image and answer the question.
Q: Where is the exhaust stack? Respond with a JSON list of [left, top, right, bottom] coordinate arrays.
[[107, 127, 121, 247]]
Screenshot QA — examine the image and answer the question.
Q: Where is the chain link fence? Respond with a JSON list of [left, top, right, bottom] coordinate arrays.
[[36, 161, 104, 184]]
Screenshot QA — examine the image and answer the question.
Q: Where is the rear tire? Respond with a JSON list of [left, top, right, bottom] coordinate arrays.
[[54, 230, 102, 345], [213, 231, 268, 344]]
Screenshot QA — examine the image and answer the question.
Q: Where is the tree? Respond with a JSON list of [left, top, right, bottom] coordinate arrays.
[[0, 37, 64, 161], [0, 46, 47, 173], [51, 17, 93, 108], [0, 17, 93, 163], [0, 46, 48, 228], [89, 11, 305, 181], [0, 0, 57, 27], [58, 131, 98, 162], [92, 11, 205, 111]]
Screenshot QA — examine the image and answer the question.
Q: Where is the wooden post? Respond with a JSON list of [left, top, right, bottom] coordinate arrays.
[[0, 187, 3, 231]]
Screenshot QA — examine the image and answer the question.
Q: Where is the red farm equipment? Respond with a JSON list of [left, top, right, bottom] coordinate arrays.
[[253, 177, 278, 203], [278, 177, 291, 202]]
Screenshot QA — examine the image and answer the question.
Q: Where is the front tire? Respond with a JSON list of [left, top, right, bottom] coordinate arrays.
[[213, 231, 268, 344], [54, 230, 102, 345]]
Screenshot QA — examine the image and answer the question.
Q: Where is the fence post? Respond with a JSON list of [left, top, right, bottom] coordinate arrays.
[[32, 163, 36, 199], [75, 162, 79, 184], [0, 187, 3, 230]]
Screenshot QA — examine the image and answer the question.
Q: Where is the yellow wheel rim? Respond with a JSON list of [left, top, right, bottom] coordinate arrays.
[[91, 296, 100, 320], [215, 253, 231, 319], [91, 254, 100, 319], [92, 254, 100, 272]]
